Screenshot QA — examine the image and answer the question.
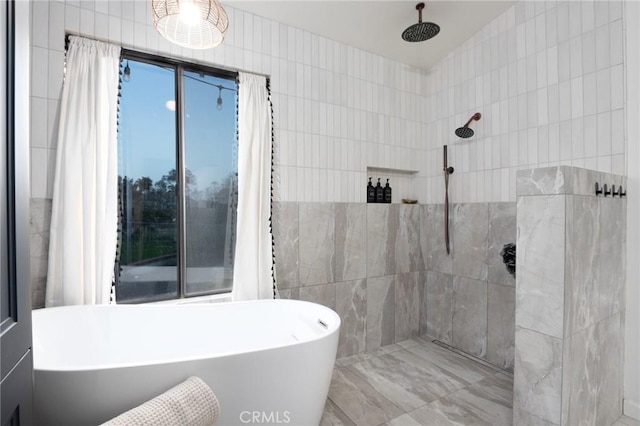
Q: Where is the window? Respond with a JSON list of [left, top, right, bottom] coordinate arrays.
[[116, 52, 238, 303]]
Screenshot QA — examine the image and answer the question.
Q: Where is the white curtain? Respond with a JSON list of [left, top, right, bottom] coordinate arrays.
[[45, 36, 121, 306], [232, 72, 274, 301]]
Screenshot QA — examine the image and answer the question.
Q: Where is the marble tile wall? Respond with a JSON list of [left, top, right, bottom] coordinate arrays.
[[275, 200, 516, 368], [514, 166, 626, 425], [30, 198, 52, 308]]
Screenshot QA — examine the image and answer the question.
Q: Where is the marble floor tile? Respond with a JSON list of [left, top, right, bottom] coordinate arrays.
[[396, 338, 422, 349], [325, 337, 514, 426], [400, 386, 512, 426], [335, 352, 377, 368], [328, 367, 404, 426], [384, 414, 423, 426], [410, 374, 512, 426], [465, 373, 514, 407], [320, 399, 356, 426], [367, 343, 404, 357], [616, 416, 640, 426], [405, 339, 497, 385], [347, 350, 468, 411]]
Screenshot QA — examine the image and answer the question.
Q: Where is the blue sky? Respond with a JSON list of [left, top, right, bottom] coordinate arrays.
[[118, 59, 237, 193]]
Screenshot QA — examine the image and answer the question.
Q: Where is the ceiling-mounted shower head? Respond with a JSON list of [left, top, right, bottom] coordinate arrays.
[[455, 112, 482, 138], [402, 2, 440, 42]]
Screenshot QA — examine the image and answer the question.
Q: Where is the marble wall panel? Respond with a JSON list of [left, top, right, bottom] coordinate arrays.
[[425, 204, 453, 274], [396, 205, 425, 274], [513, 327, 563, 425], [516, 166, 573, 196], [30, 198, 52, 309], [452, 275, 488, 358], [516, 195, 565, 339], [487, 283, 515, 370], [594, 312, 624, 426], [335, 203, 367, 282], [367, 205, 398, 278], [299, 283, 336, 311], [487, 202, 516, 286], [517, 166, 625, 197], [597, 198, 626, 321], [335, 279, 367, 358], [419, 205, 430, 274], [277, 288, 298, 300], [30, 198, 52, 235], [452, 203, 488, 281], [366, 275, 395, 350], [565, 195, 600, 336], [425, 271, 453, 344], [561, 324, 598, 426], [272, 202, 299, 289], [394, 272, 421, 342], [419, 268, 428, 336], [298, 203, 335, 286]]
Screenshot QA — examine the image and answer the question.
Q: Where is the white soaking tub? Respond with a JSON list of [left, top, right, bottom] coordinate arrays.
[[32, 299, 340, 425]]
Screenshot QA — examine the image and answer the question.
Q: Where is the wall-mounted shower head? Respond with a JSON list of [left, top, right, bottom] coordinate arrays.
[[402, 3, 440, 42], [455, 112, 482, 138]]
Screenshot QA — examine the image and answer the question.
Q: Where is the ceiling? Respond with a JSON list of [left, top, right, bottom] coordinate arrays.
[[225, 1, 515, 70]]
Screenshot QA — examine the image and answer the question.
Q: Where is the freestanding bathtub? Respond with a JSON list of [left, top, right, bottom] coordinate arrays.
[[32, 299, 340, 425]]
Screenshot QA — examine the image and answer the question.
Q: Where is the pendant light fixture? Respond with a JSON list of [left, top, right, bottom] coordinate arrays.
[[152, 0, 229, 50]]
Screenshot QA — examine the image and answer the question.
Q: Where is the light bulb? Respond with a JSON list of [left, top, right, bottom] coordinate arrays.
[[123, 62, 131, 82], [179, 1, 201, 26], [217, 95, 223, 111]]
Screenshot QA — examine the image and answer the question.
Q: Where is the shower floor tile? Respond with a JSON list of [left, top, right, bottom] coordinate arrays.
[[322, 336, 513, 426]]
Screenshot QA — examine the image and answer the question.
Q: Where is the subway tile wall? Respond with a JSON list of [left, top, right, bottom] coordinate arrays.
[[29, 0, 627, 205], [421, 0, 626, 204], [29, 0, 434, 204]]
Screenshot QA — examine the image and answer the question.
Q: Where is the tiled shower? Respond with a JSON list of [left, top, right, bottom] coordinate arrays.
[[274, 201, 516, 369]]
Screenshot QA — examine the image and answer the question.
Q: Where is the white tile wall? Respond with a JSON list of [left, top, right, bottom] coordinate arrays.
[[29, 0, 626, 205], [422, 0, 626, 203]]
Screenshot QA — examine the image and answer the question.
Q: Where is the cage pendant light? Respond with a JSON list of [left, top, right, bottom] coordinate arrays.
[[152, 0, 229, 50]]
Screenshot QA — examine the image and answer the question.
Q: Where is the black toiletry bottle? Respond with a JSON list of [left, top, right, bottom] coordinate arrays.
[[384, 179, 392, 203], [367, 178, 376, 203], [375, 178, 384, 203]]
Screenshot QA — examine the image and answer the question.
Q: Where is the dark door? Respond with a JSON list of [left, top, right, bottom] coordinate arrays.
[[1, 0, 33, 424]]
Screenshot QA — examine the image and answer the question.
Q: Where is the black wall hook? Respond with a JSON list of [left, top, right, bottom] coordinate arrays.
[[595, 182, 603, 196], [612, 185, 619, 197], [604, 184, 611, 197]]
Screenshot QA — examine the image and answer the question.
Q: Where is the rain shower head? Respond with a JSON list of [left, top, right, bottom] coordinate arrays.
[[455, 112, 482, 138], [402, 3, 440, 42]]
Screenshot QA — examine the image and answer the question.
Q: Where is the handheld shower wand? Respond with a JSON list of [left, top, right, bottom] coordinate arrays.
[[443, 145, 454, 255]]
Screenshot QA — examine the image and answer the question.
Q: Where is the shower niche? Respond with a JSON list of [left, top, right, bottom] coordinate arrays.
[[366, 166, 419, 204]]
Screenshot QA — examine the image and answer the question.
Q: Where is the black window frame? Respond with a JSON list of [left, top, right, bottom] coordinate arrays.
[[116, 49, 239, 304]]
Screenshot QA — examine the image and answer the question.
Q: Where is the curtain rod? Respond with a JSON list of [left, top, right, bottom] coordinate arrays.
[[64, 32, 270, 80]]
